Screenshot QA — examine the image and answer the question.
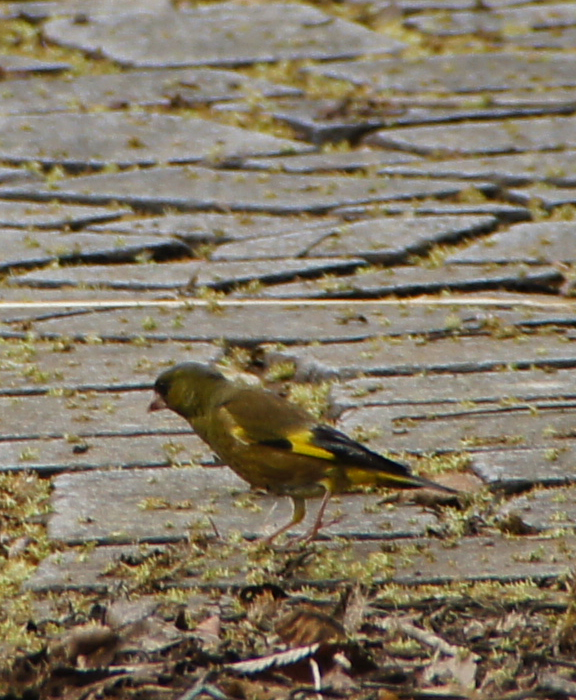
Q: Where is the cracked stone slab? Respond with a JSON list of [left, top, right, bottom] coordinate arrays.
[[0, 166, 495, 213], [25, 533, 576, 592], [0, 68, 300, 116], [335, 201, 530, 222], [308, 215, 496, 263], [0, 113, 309, 168], [345, 0, 533, 10], [235, 95, 574, 145], [0, 389, 194, 441], [473, 448, 576, 490], [43, 3, 404, 69], [336, 397, 576, 457], [365, 115, 576, 156], [0, 167, 37, 186], [379, 150, 576, 186], [407, 2, 576, 35], [47, 467, 439, 545], [0, 201, 129, 230], [243, 150, 419, 174], [2, 0, 170, 21], [0, 287, 170, 306], [231, 263, 559, 299], [508, 185, 576, 210], [512, 27, 576, 50], [0, 302, 522, 345], [0, 231, 190, 273], [306, 52, 576, 94], [329, 367, 576, 415], [88, 213, 340, 246], [0, 55, 70, 77], [11, 257, 365, 292], [446, 221, 576, 264], [0, 433, 213, 475], [0, 340, 219, 394], [265, 331, 576, 381], [498, 486, 576, 533], [217, 96, 390, 146], [10, 261, 201, 291], [213, 214, 496, 263]]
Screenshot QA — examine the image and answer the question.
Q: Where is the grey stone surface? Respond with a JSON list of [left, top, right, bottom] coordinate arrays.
[[216, 215, 496, 262], [337, 398, 576, 457], [508, 185, 576, 210], [266, 331, 576, 381], [0, 55, 70, 76], [88, 213, 340, 246], [220, 96, 389, 146], [11, 261, 201, 291], [330, 369, 576, 417], [0, 113, 309, 168], [0, 340, 219, 393], [446, 222, 576, 264], [0, 434, 212, 475], [365, 115, 576, 156], [48, 466, 439, 544], [43, 3, 404, 68], [0, 68, 300, 116], [2, 0, 170, 21], [25, 544, 170, 593], [241, 95, 574, 142], [379, 150, 576, 186], [0, 389, 188, 440], [0, 166, 495, 213], [231, 263, 559, 299], [498, 486, 576, 533], [345, 0, 533, 9], [307, 215, 496, 263], [210, 224, 337, 261], [0, 288, 168, 305], [473, 448, 576, 490], [0, 167, 36, 185], [306, 52, 576, 94], [0, 231, 190, 273], [0, 299, 532, 344], [25, 533, 576, 591], [512, 27, 576, 49], [388, 534, 576, 585], [0, 201, 129, 230], [243, 150, 419, 173], [335, 201, 531, 222], [12, 258, 365, 292], [406, 2, 576, 35], [329, 368, 576, 413]]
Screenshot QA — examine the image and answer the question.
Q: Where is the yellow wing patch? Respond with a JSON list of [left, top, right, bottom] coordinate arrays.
[[231, 424, 251, 445], [288, 430, 336, 461]]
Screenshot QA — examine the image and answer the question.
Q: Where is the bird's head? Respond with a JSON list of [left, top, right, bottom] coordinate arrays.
[[148, 362, 227, 418]]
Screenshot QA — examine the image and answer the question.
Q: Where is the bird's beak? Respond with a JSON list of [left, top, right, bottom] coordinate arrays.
[[148, 392, 167, 412]]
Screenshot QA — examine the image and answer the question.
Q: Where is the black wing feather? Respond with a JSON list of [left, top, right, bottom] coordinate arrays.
[[311, 425, 412, 477]]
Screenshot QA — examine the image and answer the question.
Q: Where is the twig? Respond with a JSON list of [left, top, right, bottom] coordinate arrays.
[[375, 616, 479, 661]]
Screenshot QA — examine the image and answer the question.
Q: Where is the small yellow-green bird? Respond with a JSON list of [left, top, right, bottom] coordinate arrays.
[[149, 362, 456, 542]]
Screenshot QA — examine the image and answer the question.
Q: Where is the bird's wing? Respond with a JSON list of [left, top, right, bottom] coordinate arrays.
[[219, 388, 334, 456], [221, 390, 404, 471], [219, 391, 455, 492]]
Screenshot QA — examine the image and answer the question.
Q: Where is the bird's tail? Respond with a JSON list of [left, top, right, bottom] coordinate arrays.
[[346, 462, 458, 494]]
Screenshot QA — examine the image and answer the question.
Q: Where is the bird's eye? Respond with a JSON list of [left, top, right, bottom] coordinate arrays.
[[154, 377, 169, 396]]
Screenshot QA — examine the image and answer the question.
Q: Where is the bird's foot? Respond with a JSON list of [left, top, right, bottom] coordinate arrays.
[[291, 513, 346, 545]]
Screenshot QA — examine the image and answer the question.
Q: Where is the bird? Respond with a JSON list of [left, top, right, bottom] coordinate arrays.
[[148, 362, 457, 543]]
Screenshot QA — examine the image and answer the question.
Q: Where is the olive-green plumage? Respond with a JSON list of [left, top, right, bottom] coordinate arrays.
[[149, 362, 456, 541]]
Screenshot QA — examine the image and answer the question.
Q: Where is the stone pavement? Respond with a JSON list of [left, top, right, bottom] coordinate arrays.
[[1, 0, 576, 596]]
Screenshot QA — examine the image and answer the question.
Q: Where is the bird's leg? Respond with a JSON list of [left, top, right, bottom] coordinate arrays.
[[258, 496, 307, 545], [298, 488, 333, 543]]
